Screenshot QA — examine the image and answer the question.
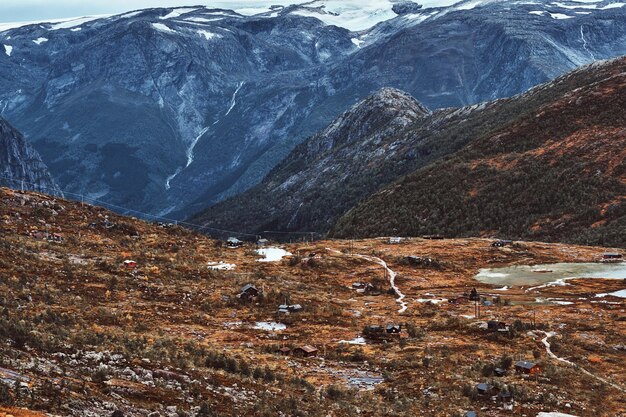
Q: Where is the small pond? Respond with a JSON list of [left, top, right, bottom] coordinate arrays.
[[475, 262, 626, 286]]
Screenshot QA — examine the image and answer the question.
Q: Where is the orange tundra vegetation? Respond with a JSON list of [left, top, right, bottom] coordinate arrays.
[[0, 188, 624, 416]]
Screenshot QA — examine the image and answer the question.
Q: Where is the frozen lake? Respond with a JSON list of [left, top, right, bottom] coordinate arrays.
[[475, 262, 626, 286]]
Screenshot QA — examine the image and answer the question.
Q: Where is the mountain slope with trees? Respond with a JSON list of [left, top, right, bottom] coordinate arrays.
[[333, 58, 626, 247], [194, 58, 626, 247]]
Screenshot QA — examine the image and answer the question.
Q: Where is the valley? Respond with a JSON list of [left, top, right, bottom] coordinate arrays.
[[0, 188, 624, 416]]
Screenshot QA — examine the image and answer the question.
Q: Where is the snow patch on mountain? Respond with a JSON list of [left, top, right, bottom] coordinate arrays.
[[550, 12, 575, 17], [160, 8, 200, 20], [48, 15, 107, 30], [119, 11, 144, 19], [198, 30, 222, 40], [351, 38, 364, 47], [3, 45, 12, 56], [291, 0, 400, 31], [152, 23, 175, 33], [32, 37, 48, 45]]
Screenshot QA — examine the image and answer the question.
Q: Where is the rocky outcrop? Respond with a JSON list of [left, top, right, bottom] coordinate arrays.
[[0, 117, 61, 195]]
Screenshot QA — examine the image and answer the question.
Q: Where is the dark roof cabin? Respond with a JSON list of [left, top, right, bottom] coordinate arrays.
[[364, 325, 384, 334], [123, 260, 137, 269], [491, 239, 512, 247], [257, 238, 269, 246], [494, 367, 506, 377], [487, 320, 508, 331], [278, 304, 302, 314], [603, 252, 622, 260], [294, 345, 318, 357], [239, 284, 260, 299], [386, 324, 402, 334], [498, 391, 513, 403], [278, 347, 291, 355], [515, 360, 541, 375], [469, 288, 480, 301], [227, 237, 243, 247], [476, 383, 493, 395]]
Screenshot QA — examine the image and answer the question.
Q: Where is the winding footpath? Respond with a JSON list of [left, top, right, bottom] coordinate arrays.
[[540, 331, 625, 393], [327, 248, 408, 313]]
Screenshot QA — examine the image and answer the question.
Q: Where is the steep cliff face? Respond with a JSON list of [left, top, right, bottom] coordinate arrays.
[[0, 117, 61, 195], [1, 1, 626, 218]]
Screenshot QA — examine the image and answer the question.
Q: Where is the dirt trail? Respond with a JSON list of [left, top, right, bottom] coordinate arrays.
[[327, 248, 407, 313], [540, 331, 625, 393]]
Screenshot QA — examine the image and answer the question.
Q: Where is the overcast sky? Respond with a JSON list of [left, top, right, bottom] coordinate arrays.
[[0, 1, 282, 23]]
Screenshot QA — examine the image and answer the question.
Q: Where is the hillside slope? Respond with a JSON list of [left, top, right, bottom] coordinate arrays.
[[192, 57, 626, 244], [333, 58, 626, 247], [0, 117, 61, 195], [1, 187, 624, 416]]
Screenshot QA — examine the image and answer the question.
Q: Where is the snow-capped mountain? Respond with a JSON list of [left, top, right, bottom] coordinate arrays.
[[0, 0, 625, 218]]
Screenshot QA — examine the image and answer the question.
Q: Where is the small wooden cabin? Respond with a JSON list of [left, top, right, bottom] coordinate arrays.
[[515, 360, 541, 375], [239, 284, 260, 300], [294, 345, 318, 357]]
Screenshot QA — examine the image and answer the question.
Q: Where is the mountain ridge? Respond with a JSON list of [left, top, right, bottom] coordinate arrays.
[[195, 56, 626, 247], [2, 1, 626, 218], [332, 57, 626, 247]]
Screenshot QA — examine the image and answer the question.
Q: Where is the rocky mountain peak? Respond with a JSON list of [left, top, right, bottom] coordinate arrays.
[[308, 87, 429, 154]]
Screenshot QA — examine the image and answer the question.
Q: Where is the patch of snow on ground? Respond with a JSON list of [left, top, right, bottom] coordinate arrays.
[[595, 289, 626, 298], [537, 411, 579, 417], [152, 23, 175, 33], [529, 10, 546, 14], [527, 278, 571, 292], [254, 322, 286, 331], [32, 37, 48, 45], [416, 298, 448, 304], [339, 336, 367, 345], [494, 286, 510, 291], [207, 261, 236, 270], [3, 45, 12, 56], [256, 247, 292, 262]]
